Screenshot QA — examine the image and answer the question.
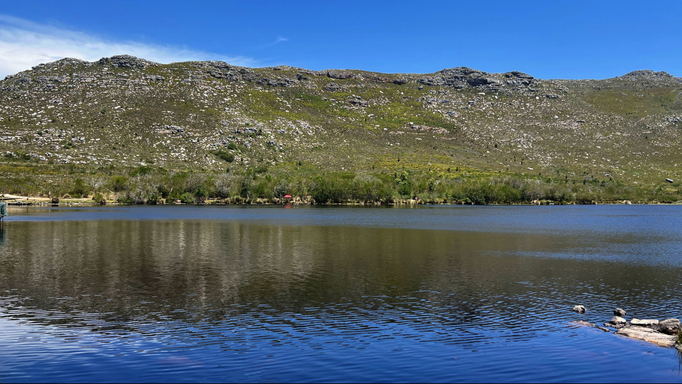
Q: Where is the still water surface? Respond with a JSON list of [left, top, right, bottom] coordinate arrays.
[[1, 205, 681, 382]]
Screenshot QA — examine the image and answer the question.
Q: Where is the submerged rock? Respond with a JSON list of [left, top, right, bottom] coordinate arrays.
[[631, 318, 659, 329], [574, 320, 594, 327], [615, 326, 677, 348], [572, 305, 586, 314], [572, 320, 611, 333], [614, 308, 626, 316], [658, 318, 681, 335]]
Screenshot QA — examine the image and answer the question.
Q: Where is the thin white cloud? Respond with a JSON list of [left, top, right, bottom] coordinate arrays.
[[260, 36, 288, 48], [0, 14, 259, 78]]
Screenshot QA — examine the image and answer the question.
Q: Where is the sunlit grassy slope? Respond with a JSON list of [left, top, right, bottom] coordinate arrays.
[[0, 56, 681, 203]]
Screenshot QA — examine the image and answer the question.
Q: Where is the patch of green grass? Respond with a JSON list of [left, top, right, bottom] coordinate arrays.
[[585, 88, 680, 118], [212, 149, 235, 163]]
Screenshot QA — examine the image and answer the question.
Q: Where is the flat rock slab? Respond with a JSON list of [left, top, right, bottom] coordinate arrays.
[[631, 318, 659, 328], [615, 326, 677, 347]]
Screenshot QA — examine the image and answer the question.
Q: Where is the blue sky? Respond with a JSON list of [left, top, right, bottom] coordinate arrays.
[[0, 0, 680, 79]]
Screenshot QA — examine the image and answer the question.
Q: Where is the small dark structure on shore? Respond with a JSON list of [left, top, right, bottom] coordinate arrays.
[[0, 202, 7, 221]]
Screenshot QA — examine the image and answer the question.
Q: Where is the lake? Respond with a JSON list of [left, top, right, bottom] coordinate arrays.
[[1, 205, 681, 382]]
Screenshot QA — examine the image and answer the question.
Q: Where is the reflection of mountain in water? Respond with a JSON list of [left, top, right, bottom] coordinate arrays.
[[0, 219, 681, 348]]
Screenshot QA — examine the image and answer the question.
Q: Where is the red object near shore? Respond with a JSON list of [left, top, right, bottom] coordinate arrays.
[[284, 195, 292, 198]]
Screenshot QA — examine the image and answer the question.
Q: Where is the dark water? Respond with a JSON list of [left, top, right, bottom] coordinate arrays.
[[1, 205, 681, 383]]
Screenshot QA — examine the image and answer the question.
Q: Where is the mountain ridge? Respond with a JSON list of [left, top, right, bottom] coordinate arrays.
[[8, 54, 679, 83], [1, 55, 681, 204]]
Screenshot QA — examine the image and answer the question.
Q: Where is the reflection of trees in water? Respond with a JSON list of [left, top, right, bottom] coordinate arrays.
[[1, 220, 682, 346], [0, 221, 323, 324]]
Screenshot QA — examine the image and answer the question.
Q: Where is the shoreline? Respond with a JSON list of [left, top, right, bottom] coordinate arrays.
[[2, 193, 679, 207]]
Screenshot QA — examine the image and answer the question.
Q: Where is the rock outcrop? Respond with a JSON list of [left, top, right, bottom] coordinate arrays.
[[619, 70, 677, 81], [417, 67, 536, 92], [572, 305, 586, 314], [615, 326, 677, 348], [607, 316, 627, 328], [658, 318, 681, 335], [574, 308, 681, 351], [97, 55, 157, 69]]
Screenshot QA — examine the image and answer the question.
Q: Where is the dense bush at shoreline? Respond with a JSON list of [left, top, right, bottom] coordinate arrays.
[[2, 162, 680, 205]]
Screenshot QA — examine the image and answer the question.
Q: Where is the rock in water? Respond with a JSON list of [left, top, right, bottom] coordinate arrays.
[[615, 326, 677, 348], [631, 318, 659, 329], [572, 305, 586, 314], [614, 308, 626, 316], [658, 318, 681, 335], [608, 316, 628, 328]]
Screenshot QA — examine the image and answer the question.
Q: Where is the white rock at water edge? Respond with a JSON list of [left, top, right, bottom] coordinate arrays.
[[608, 316, 627, 327]]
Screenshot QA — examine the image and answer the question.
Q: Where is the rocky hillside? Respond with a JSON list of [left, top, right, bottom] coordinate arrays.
[[1, 55, 681, 203]]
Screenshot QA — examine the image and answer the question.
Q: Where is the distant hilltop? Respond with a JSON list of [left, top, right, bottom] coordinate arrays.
[[618, 70, 678, 80]]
